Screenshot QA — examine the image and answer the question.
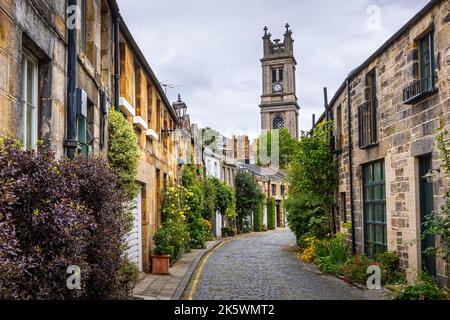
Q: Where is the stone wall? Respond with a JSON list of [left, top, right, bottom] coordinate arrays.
[[331, 0, 450, 284]]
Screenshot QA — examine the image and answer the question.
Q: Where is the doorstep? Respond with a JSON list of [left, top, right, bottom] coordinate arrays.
[[133, 240, 221, 300]]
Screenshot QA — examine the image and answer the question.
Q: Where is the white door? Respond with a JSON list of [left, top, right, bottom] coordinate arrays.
[[215, 212, 222, 238], [126, 188, 143, 272]]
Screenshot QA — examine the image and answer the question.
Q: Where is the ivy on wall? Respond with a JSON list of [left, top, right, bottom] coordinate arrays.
[[267, 197, 276, 231], [107, 108, 140, 201]]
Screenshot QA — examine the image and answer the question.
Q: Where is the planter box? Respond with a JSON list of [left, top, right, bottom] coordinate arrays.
[[151, 255, 170, 275]]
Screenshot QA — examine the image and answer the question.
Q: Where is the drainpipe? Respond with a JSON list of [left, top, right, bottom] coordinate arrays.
[[65, 0, 78, 159], [324, 87, 337, 235], [113, 14, 121, 111], [346, 78, 356, 255]]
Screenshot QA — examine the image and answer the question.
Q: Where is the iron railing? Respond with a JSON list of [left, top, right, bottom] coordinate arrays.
[[403, 76, 436, 104]]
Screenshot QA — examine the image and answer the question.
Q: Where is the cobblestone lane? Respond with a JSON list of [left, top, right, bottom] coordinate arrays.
[[192, 228, 390, 300]]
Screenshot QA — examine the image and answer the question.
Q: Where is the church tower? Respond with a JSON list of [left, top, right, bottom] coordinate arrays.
[[260, 24, 299, 139]]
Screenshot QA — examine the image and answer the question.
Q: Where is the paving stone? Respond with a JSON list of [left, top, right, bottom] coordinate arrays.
[[192, 229, 390, 300]]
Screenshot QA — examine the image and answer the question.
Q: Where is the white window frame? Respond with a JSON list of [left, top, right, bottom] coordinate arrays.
[[21, 51, 39, 150]]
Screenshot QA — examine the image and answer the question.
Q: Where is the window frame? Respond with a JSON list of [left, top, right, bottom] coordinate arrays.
[[362, 160, 387, 258], [21, 50, 39, 150]]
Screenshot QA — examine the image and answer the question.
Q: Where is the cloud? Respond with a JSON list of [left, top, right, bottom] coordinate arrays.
[[117, 0, 430, 139]]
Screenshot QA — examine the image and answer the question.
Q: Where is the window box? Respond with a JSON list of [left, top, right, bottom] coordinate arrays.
[[119, 97, 135, 117], [358, 99, 378, 149], [133, 116, 148, 131], [146, 129, 159, 141]]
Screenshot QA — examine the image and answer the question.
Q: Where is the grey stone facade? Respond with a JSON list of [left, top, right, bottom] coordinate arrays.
[[324, 0, 450, 284]]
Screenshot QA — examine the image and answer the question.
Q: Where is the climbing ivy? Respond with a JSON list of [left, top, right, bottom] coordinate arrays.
[[107, 108, 140, 201]]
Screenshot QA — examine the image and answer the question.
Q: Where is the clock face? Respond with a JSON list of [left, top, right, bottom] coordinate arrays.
[[273, 82, 283, 93]]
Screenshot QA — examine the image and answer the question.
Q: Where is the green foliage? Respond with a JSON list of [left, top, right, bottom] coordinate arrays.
[[107, 108, 140, 201], [257, 128, 297, 169], [286, 195, 329, 244], [153, 227, 170, 255], [315, 234, 350, 275], [202, 177, 217, 220], [375, 252, 406, 285], [160, 182, 190, 257], [423, 117, 450, 285], [286, 121, 337, 243], [182, 166, 210, 249], [395, 273, 448, 300], [341, 254, 372, 284], [267, 197, 276, 230], [213, 178, 235, 216], [253, 203, 264, 232], [235, 171, 265, 232]]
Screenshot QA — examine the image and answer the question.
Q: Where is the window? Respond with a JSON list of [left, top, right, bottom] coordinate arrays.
[[271, 67, 284, 83], [340, 192, 347, 223], [78, 99, 94, 155], [358, 71, 378, 149], [363, 160, 387, 258], [271, 184, 277, 196], [21, 51, 39, 150], [403, 31, 436, 104], [272, 115, 284, 130]]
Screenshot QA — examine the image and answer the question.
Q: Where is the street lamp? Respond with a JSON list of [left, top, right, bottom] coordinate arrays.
[[162, 94, 188, 139], [173, 94, 187, 124], [422, 168, 441, 183]]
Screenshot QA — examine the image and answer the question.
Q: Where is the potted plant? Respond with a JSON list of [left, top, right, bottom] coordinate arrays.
[[151, 227, 171, 275]]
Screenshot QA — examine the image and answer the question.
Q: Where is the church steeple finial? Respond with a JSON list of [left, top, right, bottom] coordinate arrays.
[[285, 23, 290, 32], [264, 26, 268, 35]]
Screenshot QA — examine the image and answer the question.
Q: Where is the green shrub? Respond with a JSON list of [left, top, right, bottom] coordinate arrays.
[[153, 227, 170, 255], [315, 234, 350, 275], [228, 228, 237, 237], [375, 252, 406, 285], [221, 227, 230, 237], [253, 203, 263, 232], [342, 254, 372, 284], [267, 198, 276, 230], [107, 108, 140, 201], [395, 274, 448, 300]]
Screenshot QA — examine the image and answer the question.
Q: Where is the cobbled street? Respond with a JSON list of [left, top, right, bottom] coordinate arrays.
[[192, 228, 390, 300]]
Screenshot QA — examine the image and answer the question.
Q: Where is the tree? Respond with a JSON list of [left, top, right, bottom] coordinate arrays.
[[286, 121, 337, 244], [257, 128, 297, 169], [235, 171, 265, 232]]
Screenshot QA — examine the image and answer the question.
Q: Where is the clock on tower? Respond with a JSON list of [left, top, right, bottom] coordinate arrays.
[[259, 23, 299, 139]]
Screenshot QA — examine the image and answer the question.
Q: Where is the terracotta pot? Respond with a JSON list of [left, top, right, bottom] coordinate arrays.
[[151, 255, 170, 275]]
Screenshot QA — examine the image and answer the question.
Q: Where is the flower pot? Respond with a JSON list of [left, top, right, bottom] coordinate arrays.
[[151, 255, 170, 275]]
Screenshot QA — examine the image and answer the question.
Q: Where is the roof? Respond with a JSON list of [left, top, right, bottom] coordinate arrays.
[[313, 0, 441, 129], [238, 163, 287, 182], [118, 15, 179, 122]]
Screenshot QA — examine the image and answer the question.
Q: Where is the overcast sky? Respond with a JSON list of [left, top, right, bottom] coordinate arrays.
[[117, 0, 429, 139]]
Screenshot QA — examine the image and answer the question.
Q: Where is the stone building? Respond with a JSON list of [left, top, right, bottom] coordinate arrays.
[[238, 163, 288, 228], [118, 21, 182, 272], [0, 0, 118, 156], [0, 0, 183, 274], [317, 0, 449, 284], [260, 24, 299, 139]]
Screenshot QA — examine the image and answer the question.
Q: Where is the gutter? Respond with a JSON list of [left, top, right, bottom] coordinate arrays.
[[113, 11, 120, 111]]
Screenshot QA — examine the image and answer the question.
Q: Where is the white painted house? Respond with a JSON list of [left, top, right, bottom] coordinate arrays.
[[204, 146, 223, 238]]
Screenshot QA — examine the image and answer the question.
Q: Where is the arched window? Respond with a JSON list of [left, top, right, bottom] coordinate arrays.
[[272, 115, 285, 129]]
